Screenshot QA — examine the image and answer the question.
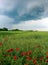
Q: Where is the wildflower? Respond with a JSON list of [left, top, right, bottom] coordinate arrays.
[[45, 59, 48, 62], [33, 59, 37, 64], [35, 63, 39, 65], [21, 52, 26, 56], [16, 48, 20, 51], [26, 56, 32, 61], [35, 45, 41, 48], [27, 50, 32, 55], [0, 42, 3, 46], [46, 52, 48, 55], [39, 57, 43, 61], [7, 48, 13, 52], [13, 56, 18, 60], [46, 56, 48, 59]]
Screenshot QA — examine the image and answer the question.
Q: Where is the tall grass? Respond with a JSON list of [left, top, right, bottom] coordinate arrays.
[[0, 31, 48, 65]]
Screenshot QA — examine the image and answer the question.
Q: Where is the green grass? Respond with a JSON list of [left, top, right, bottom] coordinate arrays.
[[0, 31, 48, 65]]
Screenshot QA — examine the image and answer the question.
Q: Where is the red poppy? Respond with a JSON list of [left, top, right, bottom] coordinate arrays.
[[35, 45, 41, 48], [24, 64, 28, 65], [45, 59, 48, 62], [7, 48, 13, 52], [33, 59, 37, 64], [21, 52, 26, 56], [0, 42, 3, 46], [39, 57, 43, 61], [46, 56, 48, 59], [26, 56, 32, 61], [16, 48, 20, 51], [35, 63, 39, 65], [46, 52, 48, 55], [27, 50, 32, 55], [13, 56, 18, 60]]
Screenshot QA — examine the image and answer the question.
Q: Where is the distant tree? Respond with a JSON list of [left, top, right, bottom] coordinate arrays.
[[11, 29, 20, 31], [3, 28, 8, 31], [15, 29, 20, 31], [0, 28, 3, 31]]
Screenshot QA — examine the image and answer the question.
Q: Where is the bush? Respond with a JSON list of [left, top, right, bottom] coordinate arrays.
[[11, 29, 21, 31], [0, 28, 8, 31], [3, 28, 8, 31]]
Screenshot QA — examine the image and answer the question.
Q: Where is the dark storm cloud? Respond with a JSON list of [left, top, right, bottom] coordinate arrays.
[[0, 0, 48, 30]]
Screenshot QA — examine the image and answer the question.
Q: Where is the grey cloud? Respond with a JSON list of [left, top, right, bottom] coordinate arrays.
[[0, 0, 48, 30]]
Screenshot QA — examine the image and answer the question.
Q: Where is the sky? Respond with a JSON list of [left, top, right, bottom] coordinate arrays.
[[0, 0, 48, 31]]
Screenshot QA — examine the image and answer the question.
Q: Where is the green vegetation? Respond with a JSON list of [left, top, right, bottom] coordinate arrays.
[[0, 31, 48, 65], [0, 28, 21, 31]]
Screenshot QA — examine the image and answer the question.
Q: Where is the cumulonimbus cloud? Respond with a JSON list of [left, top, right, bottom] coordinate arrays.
[[0, 0, 48, 30], [12, 18, 48, 31], [0, 15, 14, 29], [0, 0, 48, 19]]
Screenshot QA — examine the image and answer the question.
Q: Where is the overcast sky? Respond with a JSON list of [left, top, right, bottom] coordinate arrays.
[[0, 0, 48, 31]]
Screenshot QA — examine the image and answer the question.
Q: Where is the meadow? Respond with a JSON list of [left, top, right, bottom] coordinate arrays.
[[0, 31, 48, 65]]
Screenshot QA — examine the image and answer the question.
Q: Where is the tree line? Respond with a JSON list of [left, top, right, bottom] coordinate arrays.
[[0, 28, 38, 31], [0, 28, 21, 31]]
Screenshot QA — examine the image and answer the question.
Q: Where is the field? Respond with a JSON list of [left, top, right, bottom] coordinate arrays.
[[0, 31, 48, 65]]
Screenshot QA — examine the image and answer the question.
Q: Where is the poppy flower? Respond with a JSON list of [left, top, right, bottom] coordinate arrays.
[[46, 56, 48, 59], [7, 48, 14, 52], [35, 63, 39, 65], [33, 59, 37, 64], [35, 45, 41, 48], [45, 59, 48, 62], [0, 42, 3, 46], [39, 57, 43, 61], [27, 50, 32, 55], [46, 52, 48, 55], [13, 56, 18, 60], [24, 64, 28, 65], [16, 48, 20, 51], [21, 52, 26, 56], [26, 56, 32, 61]]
